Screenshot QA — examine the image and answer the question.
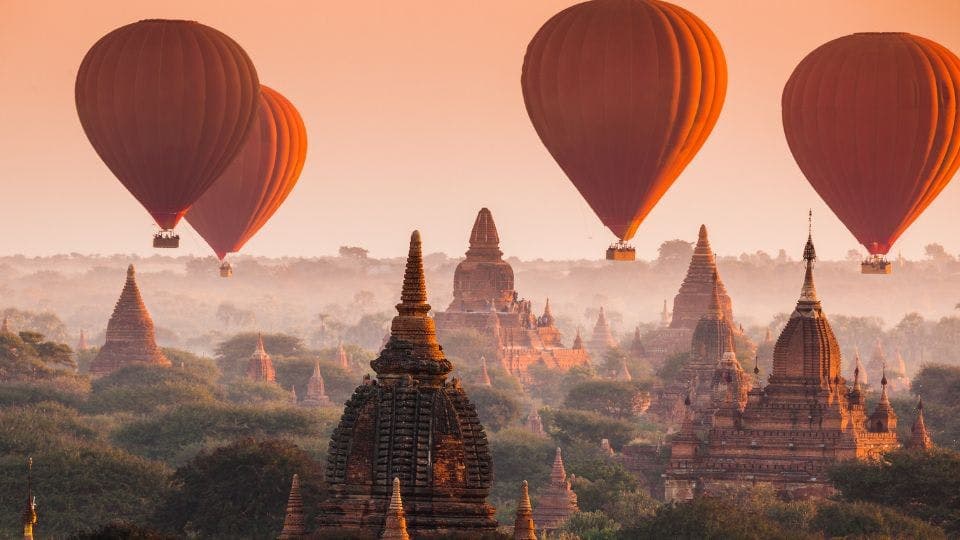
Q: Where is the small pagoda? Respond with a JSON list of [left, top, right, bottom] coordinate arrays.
[[588, 307, 618, 357], [317, 231, 497, 536], [89, 265, 170, 376], [301, 363, 334, 408], [532, 448, 579, 531], [245, 333, 276, 383]]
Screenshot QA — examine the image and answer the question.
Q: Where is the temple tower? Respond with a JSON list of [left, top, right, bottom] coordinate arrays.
[[381, 477, 410, 540], [302, 363, 334, 408], [478, 356, 492, 386], [670, 225, 735, 330], [318, 231, 496, 536], [589, 307, 618, 355], [77, 330, 89, 352], [22, 458, 36, 540], [449, 208, 514, 312], [279, 474, 305, 540], [89, 265, 170, 376], [337, 341, 351, 371], [513, 480, 537, 540], [246, 333, 276, 383], [907, 398, 934, 450], [533, 448, 579, 531], [527, 410, 546, 436]]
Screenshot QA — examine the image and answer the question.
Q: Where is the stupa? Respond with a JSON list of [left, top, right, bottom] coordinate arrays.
[[381, 477, 410, 540], [77, 330, 89, 352], [88, 265, 170, 376], [588, 307, 618, 356], [317, 231, 497, 536], [532, 448, 579, 531], [337, 341, 351, 371], [477, 356, 492, 386], [279, 474, 305, 540], [663, 227, 900, 500], [513, 481, 537, 540], [645, 225, 741, 359], [245, 333, 276, 383], [907, 398, 934, 450], [301, 363, 334, 408], [434, 208, 589, 384]]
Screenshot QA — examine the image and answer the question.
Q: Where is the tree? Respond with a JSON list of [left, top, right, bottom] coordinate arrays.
[[564, 380, 651, 419], [910, 364, 960, 449], [85, 365, 221, 415], [560, 511, 621, 540], [215, 333, 308, 381], [0, 331, 76, 380], [656, 239, 694, 270], [540, 408, 640, 449], [338, 246, 369, 259], [828, 448, 960, 535], [809, 501, 945, 539], [626, 497, 792, 539], [463, 384, 522, 432], [487, 429, 555, 510], [153, 438, 326, 538]]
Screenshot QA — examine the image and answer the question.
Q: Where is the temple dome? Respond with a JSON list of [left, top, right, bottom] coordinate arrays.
[[449, 208, 515, 312]]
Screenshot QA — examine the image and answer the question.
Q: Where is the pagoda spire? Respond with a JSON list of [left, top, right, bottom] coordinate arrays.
[[854, 347, 868, 387], [706, 270, 723, 319], [1, 316, 9, 334], [550, 447, 567, 484], [572, 328, 584, 349], [89, 264, 170, 376], [798, 212, 819, 306], [868, 368, 897, 433], [513, 480, 537, 540], [907, 398, 935, 450], [337, 341, 350, 370], [478, 356, 492, 386], [372, 231, 451, 383], [246, 332, 277, 383], [660, 298, 670, 326], [22, 457, 37, 540], [279, 474, 306, 539], [77, 329, 88, 352], [381, 477, 410, 540], [466, 207, 502, 259], [540, 298, 555, 327], [617, 359, 632, 381]]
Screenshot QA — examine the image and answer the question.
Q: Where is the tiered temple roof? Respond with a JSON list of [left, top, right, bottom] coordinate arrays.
[[671, 225, 735, 330], [435, 209, 589, 384], [89, 265, 170, 376], [533, 448, 579, 531], [513, 480, 537, 540], [302, 363, 334, 408], [318, 231, 496, 536], [279, 474, 305, 540], [588, 307, 618, 356], [907, 398, 935, 450], [245, 333, 276, 383], [663, 228, 899, 501], [381, 477, 410, 540]]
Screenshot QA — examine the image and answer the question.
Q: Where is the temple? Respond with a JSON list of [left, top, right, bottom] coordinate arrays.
[[22, 458, 37, 540], [532, 448, 579, 531], [907, 398, 935, 450], [645, 225, 742, 360], [513, 481, 537, 540], [434, 208, 590, 385], [588, 307, 618, 357], [301, 363, 334, 408], [279, 474, 305, 540], [381, 477, 410, 540], [317, 231, 497, 536], [77, 330, 89, 352], [88, 265, 170, 376], [663, 229, 900, 500], [337, 341, 351, 371], [245, 334, 277, 383]]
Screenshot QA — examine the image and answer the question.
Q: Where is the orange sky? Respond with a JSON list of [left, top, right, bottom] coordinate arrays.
[[1, 0, 958, 260]]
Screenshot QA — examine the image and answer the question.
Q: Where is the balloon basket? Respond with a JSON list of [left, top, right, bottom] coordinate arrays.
[[152, 230, 180, 248], [219, 261, 233, 278], [861, 255, 891, 275], [606, 242, 636, 261]]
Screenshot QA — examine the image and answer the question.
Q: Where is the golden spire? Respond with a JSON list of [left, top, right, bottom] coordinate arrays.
[[798, 212, 819, 305], [279, 474, 305, 539], [372, 231, 451, 382], [513, 480, 537, 540], [381, 477, 410, 540], [22, 457, 37, 540]]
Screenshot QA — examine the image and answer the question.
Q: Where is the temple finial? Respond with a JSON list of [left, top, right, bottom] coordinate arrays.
[[22, 457, 37, 540], [514, 480, 537, 540], [398, 231, 430, 312], [279, 474, 305, 539], [381, 477, 410, 540], [799, 215, 819, 304]]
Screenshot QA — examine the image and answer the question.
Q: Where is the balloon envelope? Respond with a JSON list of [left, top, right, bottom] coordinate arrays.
[[521, 0, 727, 242], [782, 32, 960, 255], [186, 86, 308, 260], [75, 19, 260, 230]]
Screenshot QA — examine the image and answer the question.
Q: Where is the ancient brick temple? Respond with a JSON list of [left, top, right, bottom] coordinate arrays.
[[279, 475, 305, 540], [645, 225, 739, 359], [317, 231, 496, 537], [652, 275, 749, 428], [245, 334, 276, 383], [532, 448, 579, 531], [89, 265, 170, 376], [588, 307, 618, 357], [907, 398, 934, 450], [663, 232, 900, 501], [434, 208, 589, 384], [301, 363, 334, 408]]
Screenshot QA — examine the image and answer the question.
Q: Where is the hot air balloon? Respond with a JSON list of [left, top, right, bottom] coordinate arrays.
[[186, 86, 308, 277], [783, 33, 960, 274], [75, 19, 260, 248], [521, 0, 727, 260]]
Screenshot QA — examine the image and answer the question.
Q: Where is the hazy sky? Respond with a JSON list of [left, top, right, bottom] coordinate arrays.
[[2, 0, 959, 260]]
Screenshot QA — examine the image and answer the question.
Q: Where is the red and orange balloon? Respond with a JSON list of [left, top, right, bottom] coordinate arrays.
[[186, 86, 308, 261], [75, 19, 260, 232], [521, 0, 727, 243], [783, 33, 960, 256]]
